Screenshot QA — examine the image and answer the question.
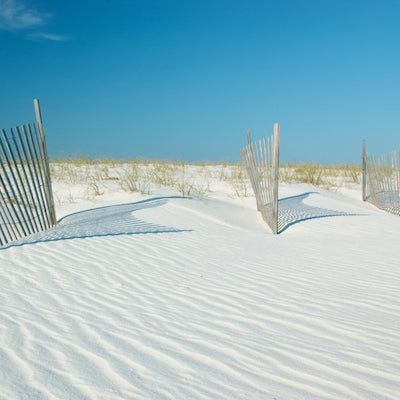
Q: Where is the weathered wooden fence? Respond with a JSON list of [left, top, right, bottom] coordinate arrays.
[[362, 140, 400, 216], [0, 99, 56, 246], [240, 123, 280, 233]]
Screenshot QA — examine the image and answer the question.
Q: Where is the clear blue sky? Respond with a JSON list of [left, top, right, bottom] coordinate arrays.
[[1, 0, 399, 164]]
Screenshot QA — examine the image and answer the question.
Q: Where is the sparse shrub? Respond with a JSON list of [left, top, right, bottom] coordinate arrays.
[[279, 163, 362, 190], [150, 161, 177, 187], [86, 176, 102, 197], [344, 165, 361, 184], [229, 164, 250, 197], [294, 164, 323, 185], [118, 162, 150, 194], [173, 163, 194, 197], [118, 163, 140, 192]]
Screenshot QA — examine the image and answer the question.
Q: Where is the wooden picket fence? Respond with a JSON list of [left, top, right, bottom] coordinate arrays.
[[0, 100, 56, 246], [241, 123, 280, 233], [362, 140, 400, 216]]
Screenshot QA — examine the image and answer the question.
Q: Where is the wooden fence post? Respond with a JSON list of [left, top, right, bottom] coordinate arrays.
[[247, 129, 252, 145], [362, 140, 367, 201], [34, 99, 43, 128], [33, 99, 57, 226], [273, 123, 280, 234]]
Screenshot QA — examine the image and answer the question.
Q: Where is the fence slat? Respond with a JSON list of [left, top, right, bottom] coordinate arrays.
[[0, 100, 57, 246], [15, 126, 46, 232], [23, 124, 48, 230], [0, 129, 30, 237], [0, 174, 22, 240], [35, 100, 56, 227], [241, 123, 280, 233], [363, 140, 400, 216]]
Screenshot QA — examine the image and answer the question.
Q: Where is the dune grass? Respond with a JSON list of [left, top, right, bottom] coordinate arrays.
[[50, 158, 362, 203], [279, 163, 362, 190]]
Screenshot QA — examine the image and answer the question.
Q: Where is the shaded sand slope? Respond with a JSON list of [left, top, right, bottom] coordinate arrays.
[[0, 185, 399, 399]]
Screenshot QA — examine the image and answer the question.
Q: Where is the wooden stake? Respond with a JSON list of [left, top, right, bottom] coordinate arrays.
[[273, 123, 280, 234], [362, 140, 366, 201]]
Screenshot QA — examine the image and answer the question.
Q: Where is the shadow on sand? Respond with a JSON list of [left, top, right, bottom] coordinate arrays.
[[1, 197, 191, 249], [1, 193, 362, 247], [277, 192, 359, 233]]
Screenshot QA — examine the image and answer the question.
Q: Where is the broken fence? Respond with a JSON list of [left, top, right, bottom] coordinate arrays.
[[362, 140, 400, 216], [0, 99, 56, 246], [240, 123, 280, 234]]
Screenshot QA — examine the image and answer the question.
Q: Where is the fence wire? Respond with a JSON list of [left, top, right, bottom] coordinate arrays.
[[0, 120, 56, 246], [241, 124, 280, 233], [363, 142, 400, 216]]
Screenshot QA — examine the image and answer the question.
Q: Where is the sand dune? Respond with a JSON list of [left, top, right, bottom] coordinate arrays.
[[1, 179, 399, 399]]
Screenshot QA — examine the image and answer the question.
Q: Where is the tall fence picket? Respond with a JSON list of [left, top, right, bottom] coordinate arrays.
[[241, 123, 280, 233], [0, 100, 56, 246], [362, 141, 400, 216]]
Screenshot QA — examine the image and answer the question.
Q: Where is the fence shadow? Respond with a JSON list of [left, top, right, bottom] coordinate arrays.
[[277, 192, 358, 233], [1, 197, 191, 249]]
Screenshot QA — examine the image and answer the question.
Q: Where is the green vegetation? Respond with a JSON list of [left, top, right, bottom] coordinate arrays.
[[50, 158, 362, 202], [279, 163, 361, 191]]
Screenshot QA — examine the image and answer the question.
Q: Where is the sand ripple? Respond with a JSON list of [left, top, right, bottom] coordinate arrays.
[[0, 194, 399, 399]]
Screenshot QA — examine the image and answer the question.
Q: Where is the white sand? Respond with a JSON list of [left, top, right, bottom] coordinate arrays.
[[1, 168, 399, 399]]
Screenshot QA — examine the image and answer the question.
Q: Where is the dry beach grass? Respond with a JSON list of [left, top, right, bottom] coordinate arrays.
[[49, 158, 362, 204]]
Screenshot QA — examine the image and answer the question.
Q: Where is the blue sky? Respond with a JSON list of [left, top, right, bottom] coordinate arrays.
[[1, 0, 400, 163]]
